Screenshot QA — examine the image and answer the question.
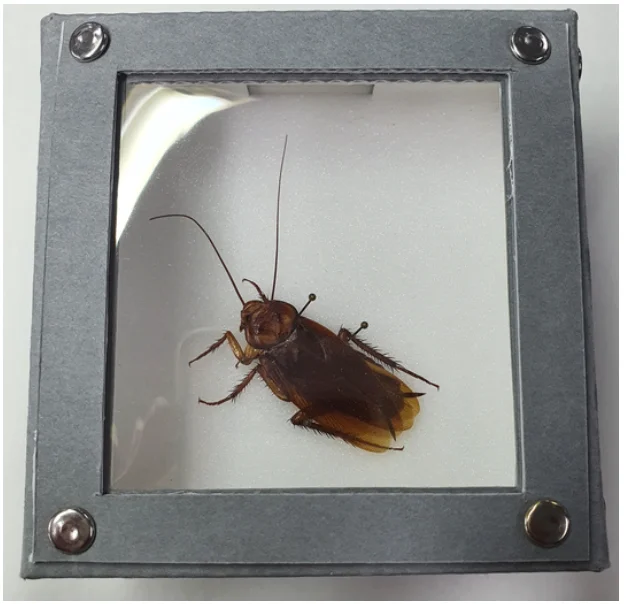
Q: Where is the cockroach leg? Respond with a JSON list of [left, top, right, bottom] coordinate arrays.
[[188, 332, 228, 366], [289, 410, 404, 452], [199, 366, 258, 406], [338, 328, 440, 390], [235, 345, 260, 368], [336, 326, 353, 341], [189, 331, 249, 367], [257, 364, 290, 401], [289, 410, 311, 426]]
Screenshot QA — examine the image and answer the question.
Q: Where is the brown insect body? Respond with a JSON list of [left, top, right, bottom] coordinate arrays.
[[248, 304, 423, 453], [151, 136, 438, 453]]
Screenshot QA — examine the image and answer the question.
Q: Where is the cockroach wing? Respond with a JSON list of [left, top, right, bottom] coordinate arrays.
[[257, 317, 420, 452]]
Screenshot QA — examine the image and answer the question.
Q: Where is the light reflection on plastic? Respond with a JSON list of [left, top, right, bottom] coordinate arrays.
[[115, 85, 251, 243], [111, 395, 170, 487]]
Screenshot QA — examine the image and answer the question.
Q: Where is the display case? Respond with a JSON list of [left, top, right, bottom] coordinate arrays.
[[22, 9, 608, 578]]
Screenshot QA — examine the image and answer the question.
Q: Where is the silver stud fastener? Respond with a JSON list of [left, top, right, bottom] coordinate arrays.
[[510, 26, 551, 65], [524, 500, 570, 548], [48, 508, 96, 554], [69, 22, 110, 63]]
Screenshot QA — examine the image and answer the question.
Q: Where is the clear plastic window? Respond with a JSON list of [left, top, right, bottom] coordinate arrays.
[[110, 81, 516, 490]]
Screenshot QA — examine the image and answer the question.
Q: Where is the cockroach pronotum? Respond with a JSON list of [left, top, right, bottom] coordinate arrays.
[[150, 136, 439, 452]]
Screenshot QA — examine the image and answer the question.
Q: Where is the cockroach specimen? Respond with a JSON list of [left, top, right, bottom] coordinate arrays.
[[151, 136, 439, 452]]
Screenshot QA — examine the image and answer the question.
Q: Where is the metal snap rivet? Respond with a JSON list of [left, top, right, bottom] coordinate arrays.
[[69, 22, 110, 63], [510, 26, 551, 65], [524, 500, 570, 547], [48, 508, 96, 554]]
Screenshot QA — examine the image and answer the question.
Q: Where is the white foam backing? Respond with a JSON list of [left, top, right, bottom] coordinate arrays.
[[111, 81, 517, 490]]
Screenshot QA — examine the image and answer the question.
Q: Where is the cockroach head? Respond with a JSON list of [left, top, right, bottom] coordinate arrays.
[[240, 300, 298, 349]]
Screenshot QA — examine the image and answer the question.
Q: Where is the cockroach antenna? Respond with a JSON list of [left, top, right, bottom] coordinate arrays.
[[149, 213, 245, 306], [270, 135, 289, 300]]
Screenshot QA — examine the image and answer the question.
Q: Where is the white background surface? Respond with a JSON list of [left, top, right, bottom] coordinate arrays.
[[4, 4, 618, 600], [110, 81, 516, 491]]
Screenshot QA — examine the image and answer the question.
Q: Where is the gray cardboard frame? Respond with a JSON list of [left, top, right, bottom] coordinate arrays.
[[22, 9, 608, 578]]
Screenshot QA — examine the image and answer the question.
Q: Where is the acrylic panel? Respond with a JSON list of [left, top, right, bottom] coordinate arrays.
[[110, 81, 517, 490]]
